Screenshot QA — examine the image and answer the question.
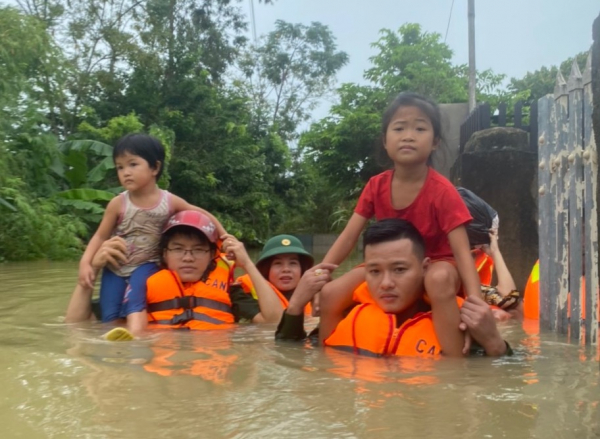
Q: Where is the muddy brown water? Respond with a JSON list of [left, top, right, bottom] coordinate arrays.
[[0, 260, 598, 438]]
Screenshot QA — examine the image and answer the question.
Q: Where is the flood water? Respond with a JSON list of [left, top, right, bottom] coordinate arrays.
[[0, 260, 598, 439]]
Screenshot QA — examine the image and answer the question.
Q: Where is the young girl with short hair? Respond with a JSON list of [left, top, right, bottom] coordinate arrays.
[[77, 133, 225, 323]]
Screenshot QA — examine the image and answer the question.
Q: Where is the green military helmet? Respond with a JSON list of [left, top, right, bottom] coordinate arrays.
[[256, 234, 314, 277]]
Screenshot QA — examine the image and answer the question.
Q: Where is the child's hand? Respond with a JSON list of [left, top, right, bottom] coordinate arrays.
[[78, 263, 96, 289], [482, 229, 500, 256]]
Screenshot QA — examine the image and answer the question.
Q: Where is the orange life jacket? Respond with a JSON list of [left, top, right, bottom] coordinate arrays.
[[523, 260, 539, 320], [473, 250, 494, 286], [236, 273, 313, 316], [146, 256, 235, 330], [324, 302, 442, 357], [352, 281, 375, 304]]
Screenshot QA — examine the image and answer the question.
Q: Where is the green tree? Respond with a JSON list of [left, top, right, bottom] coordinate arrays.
[[167, 87, 274, 241], [14, 0, 139, 136], [509, 52, 589, 102], [365, 23, 468, 103], [300, 84, 385, 194], [0, 7, 67, 136], [238, 20, 349, 140]]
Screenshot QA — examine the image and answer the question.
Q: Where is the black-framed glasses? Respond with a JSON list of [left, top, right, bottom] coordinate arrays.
[[166, 247, 211, 258]]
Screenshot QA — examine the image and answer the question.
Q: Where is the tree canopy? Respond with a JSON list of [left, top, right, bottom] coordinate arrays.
[[0, 4, 589, 259]]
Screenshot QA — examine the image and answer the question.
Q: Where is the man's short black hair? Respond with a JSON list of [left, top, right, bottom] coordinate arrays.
[[362, 219, 426, 260]]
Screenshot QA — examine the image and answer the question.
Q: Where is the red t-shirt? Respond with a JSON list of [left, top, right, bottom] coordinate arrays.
[[355, 168, 472, 259]]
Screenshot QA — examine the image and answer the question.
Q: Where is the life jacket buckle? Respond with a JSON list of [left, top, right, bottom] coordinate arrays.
[[171, 308, 194, 324], [179, 296, 195, 309]]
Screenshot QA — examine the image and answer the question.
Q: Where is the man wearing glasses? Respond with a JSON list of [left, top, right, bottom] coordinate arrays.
[[66, 211, 282, 336]]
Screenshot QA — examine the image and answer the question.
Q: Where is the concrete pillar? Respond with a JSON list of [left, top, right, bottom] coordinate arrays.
[[451, 127, 538, 291], [435, 103, 469, 178]]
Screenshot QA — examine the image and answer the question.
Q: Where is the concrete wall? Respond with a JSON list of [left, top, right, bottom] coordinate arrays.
[[451, 129, 538, 291], [295, 233, 361, 257], [435, 103, 469, 178]]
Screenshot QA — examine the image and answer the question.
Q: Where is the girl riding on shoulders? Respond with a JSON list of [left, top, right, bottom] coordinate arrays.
[[77, 134, 226, 324], [321, 92, 481, 357]]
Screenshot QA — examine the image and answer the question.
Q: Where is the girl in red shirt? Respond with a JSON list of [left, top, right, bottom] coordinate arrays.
[[321, 92, 480, 357]]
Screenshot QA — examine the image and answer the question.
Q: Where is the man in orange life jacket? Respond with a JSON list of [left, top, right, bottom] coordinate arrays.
[[277, 219, 511, 357], [66, 211, 283, 333]]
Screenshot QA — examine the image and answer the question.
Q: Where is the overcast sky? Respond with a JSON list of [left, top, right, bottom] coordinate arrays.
[[243, 0, 598, 91]]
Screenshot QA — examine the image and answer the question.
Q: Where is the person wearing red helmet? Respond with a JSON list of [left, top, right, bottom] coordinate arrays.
[[66, 211, 283, 336]]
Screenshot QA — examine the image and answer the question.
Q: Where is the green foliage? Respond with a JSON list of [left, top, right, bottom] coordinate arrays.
[[149, 125, 175, 188], [0, 6, 72, 136], [0, 198, 17, 211], [300, 84, 386, 194], [58, 139, 114, 186], [0, 177, 86, 261], [168, 88, 272, 241], [365, 23, 468, 103], [7, 132, 63, 197], [55, 188, 115, 202], [509, 52, 589, 102], [239, 20, 349, 140], [77, 113, 144, 144], [3, 1, 587, 257], [0, 7, 51, 128]]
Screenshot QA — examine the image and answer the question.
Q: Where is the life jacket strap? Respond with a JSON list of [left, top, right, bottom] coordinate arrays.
[[149, 310, 230, 326], [147, 296, 232, 314], [329, 345, 381, 358]]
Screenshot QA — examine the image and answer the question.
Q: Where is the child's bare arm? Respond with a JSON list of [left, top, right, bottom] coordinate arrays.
[[322, 213, 367, 265], [483, 231, 523, 319], [170, 195, 227, 236], [78, 198, 121, 288], [448, 225, 481, 299], [484, 231, 517, 296]]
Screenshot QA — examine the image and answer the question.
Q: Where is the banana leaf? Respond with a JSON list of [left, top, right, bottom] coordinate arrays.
[[63, 150, 88, 189], [55, 188, 115, 202], [59, 140, 113, 157], [87, 156, 115, 184], [54, 198, 106, 214]]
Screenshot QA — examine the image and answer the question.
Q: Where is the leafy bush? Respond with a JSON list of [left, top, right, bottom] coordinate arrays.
[[0, 178, 86, 261]]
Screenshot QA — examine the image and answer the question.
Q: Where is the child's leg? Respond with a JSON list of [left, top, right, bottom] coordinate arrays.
[[120, 262, 160, 319], [424, 261, 464, 357], [99, 268, 128, 322]]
